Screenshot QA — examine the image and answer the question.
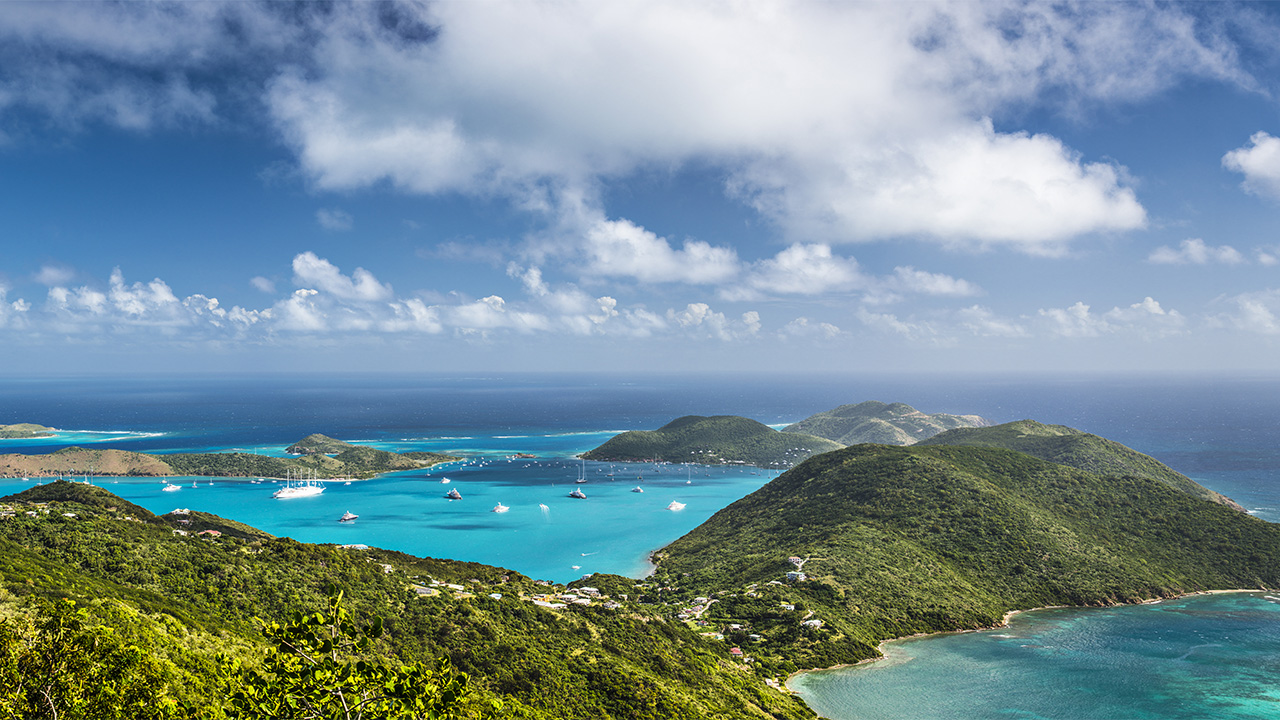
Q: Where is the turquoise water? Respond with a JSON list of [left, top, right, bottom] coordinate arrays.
[[4, 429, 776, 583], [790, 592, 1280, 720]]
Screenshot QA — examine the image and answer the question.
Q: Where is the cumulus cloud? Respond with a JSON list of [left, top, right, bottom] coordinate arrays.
[[780, 317, 841, 340], [1148, 238, 1245, 265], [667, 303, 760, 341], [577, 214, 739, 285], [291, 251, 393, 302], [250, 276, 276, 293], [1038, 296, 1186, 338], [1223, 131, 1280, 200], [890, 267, 982, 297], [1, 2, 1261, 256], [255, 1, 1245, 253], [1208, 290, 1280, 335], [723, 244, 864, 301], [316, 208, 354, 231]]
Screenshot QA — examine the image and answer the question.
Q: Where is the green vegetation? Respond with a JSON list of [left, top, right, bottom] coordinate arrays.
[[918, 419, 1242, 509], [0, 423, 56, 439], [0, 481, 813, 719], [654, 443, 1280, 672], [286, 433, 359, 455], [783, 401, 988, 446], [582, 416, 842, 469], [0, 437, 460, 481]]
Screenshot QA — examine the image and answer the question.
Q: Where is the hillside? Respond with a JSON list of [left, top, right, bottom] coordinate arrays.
[[653, 443, 1280, 672], [783, 400, 989, 445], [0, 437, 459, 480], [917, 419, 1242, 510], [0, 422, 55, 439], [286, 432, 356, 454], [0, 481, 813, 720], [582, 415, 843, 469]]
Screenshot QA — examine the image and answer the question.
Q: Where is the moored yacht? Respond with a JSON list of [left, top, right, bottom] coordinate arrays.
[[339, 510, 358, 523], [492, 503, 509, 513], [666, 500, 686, 511], [446, 488, 462, 500], [631, 486, 644, 493], [569, 488, 586, 499]]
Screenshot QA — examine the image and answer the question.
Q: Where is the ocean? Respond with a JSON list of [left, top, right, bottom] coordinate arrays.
[[3, 372, 1279, 718]]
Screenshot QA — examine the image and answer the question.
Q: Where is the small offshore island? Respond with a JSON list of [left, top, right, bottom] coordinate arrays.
[[0, 423, 56, 439], [0, 432, 458, 480], [2, 408, 1279, 719]]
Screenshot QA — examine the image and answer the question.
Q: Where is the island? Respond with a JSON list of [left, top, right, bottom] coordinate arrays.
[[783, 400, 989, 445], [0, 434, 459, 480], [3, 420, 1278, 719], [581, 415, 843, 469], [0, 423, 56, 439]]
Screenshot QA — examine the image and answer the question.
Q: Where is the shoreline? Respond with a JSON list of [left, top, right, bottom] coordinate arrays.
[[785, 587, 1266, 692]]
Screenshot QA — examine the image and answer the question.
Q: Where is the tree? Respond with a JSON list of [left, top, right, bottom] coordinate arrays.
[[0, 598, 179, 720], [222, 591, 487, 720]]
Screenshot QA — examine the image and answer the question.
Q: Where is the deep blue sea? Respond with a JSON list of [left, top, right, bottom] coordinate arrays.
[[3, 372, 1279, 718]]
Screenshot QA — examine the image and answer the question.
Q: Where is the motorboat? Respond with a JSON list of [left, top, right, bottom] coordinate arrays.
[[631, 486, 644, 493], [339, 511, 358, 523], [569, 488, 586, 499], [666, 501, 686, 511], [162, 483, 181, 492], [492, 503, 509, 513], [446, 488, 462, 500]]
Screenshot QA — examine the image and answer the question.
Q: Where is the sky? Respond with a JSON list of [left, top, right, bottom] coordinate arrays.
[[3, 0, 1280, 375]]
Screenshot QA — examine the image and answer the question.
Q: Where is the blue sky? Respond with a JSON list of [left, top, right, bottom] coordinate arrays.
[[3, 1, 1280, 374]]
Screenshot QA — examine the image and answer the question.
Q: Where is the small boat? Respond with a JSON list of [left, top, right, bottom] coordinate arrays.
[[339, 511, 358, 523], [631, 486, 644, 493], [446, 488, 462, 500], [440, 477, 451, 484], [191, 481, 198, 488], [162, 483, 182, 492], [666, 501, 686, 511], [492, 503, 509, 513], [686, 480, 692, 484], [569, 488, 586, 499]]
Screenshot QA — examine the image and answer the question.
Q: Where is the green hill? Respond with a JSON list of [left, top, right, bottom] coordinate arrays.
[[582, 415, 843, 469], [0, 422, 55, 439], [0, 481, 812, 720], [783, 400, 989, 445], [917, 419, 1242, 510], [653, 443, 1280, 672], [0, 436, 459, 480], [285, 432, 356, 454]]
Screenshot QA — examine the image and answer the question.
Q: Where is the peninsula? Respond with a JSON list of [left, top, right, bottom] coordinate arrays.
[[0, 434, 458, 480], [783, 400, 989, 445], [582, 415, 842, 469]]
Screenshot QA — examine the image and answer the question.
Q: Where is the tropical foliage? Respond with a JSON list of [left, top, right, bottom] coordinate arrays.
[[582, 415, 841, 469]]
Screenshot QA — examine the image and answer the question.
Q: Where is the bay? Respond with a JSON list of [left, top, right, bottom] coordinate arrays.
[[789, 592, 1280, 720]]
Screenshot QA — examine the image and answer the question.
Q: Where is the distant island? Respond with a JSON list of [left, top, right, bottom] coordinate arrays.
[[0, 423, 56, 439], [0, 433, 458, 480], [783, 400, 989, 445], [581, 415, 842, 469]]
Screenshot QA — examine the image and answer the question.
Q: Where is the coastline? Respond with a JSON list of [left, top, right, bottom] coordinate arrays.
[[785, 587, 1266, 692]]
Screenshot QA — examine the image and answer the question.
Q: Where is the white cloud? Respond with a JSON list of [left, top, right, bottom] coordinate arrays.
[[956, 305, 1027, 337], [274, 288, 326, 332], [667, 303, 759, 340], [1038, 297, 1186, 338], [577, 214, 739, 285], [1209, 290, 1280, 335], [890, 267, 982, 297], [780, 317, 841, 340], [1223, 131, 1280, 200], [316, 208, 354, 231], [724, 244, 863, 301], [33, 265, 74, 286], [291, 251, 393, 302], [250, 276, 276, 294], [257, 1, 1249, 253], [855, 308, 941, 342], [1148, 238, 1245, 265]]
